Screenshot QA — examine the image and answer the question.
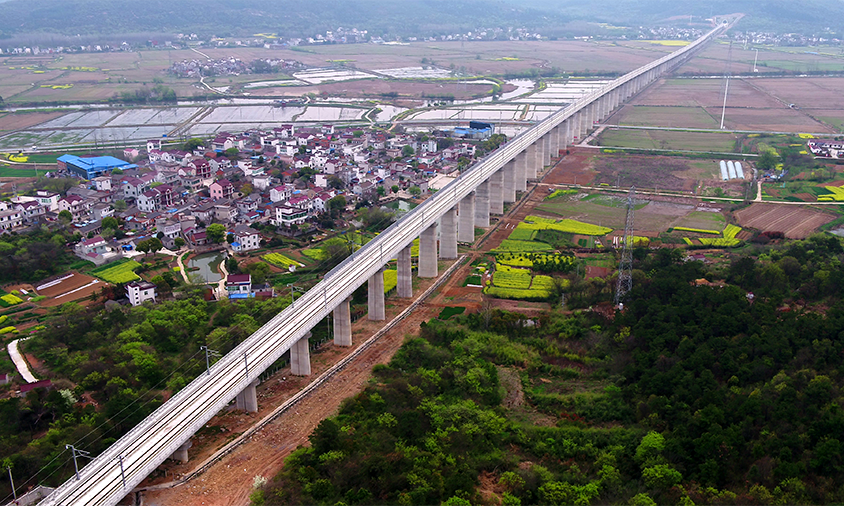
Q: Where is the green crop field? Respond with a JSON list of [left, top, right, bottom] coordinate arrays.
[[598, 128, 738, 153], [91, 259, 141, 283]]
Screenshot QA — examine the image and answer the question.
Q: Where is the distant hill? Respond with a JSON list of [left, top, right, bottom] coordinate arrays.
[[0, 0, 563, 38], [518, 0, 844, 35]]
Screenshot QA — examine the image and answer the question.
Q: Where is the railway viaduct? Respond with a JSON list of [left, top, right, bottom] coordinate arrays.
[[36, 21, 729, 506]]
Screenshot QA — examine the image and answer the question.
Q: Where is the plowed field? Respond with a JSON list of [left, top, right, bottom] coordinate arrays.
[[734, 203, 835, 239]]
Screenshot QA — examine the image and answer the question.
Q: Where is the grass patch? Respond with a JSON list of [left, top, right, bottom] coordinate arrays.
[[438, 306, 465, 320]]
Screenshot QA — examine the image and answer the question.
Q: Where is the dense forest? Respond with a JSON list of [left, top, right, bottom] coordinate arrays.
[[257, 235, 844, 505]]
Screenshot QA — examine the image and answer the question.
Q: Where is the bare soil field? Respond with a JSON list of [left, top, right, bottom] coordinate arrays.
[[607, 105, 719, 129], [680, 43, 844, 75], [591, 154, 700, 191], [34, 272, 93, 297], [631, 78, 780, 109], [540, 148, 596, 185], [734, 203, 835, 238], [752, 77, 844, 110], [0, 111, 65, 132], [262, 79, 503, 100], [704, 106, 831, 133], [274, 40, 664, 75]]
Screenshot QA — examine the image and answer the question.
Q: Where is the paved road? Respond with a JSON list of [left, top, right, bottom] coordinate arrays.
[[7, 337, 37, 383]]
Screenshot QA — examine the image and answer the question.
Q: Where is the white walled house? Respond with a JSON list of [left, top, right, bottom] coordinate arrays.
[[126, 281, 157, 306]]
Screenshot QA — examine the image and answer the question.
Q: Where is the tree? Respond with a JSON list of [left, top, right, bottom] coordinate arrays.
[[111, 168, 123, 175], [156, 231, 165, 240], [376, 186, 386, 197], [226, 233, 235, 244], [244, 261, 270, 284], [240, 183, 254, 196], [327, 175, 344, 189], [206, 224, 227, 244], [113, 200, 128, 212], [174, 237, 186, 249], [102, 216, 119, 230], [224, 147, 239, 159], [391, 185, 399, 194], [757, 149, 779, 171], [409, 186, 422, 197], [58, 210, 73, 223], [402, 145, 415, 157], [137, 237, 163, 256], [327, 195, 346, 218], [183, 138, 205, 152]]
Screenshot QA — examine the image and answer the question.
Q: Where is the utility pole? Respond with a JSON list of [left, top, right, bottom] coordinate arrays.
[[200, 345, 220, 376], [6, 463, 15, 503], [66, 445, 90, 481]]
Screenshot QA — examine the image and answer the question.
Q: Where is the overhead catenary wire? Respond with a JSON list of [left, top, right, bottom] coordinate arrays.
[[2, 203, 401, 502]]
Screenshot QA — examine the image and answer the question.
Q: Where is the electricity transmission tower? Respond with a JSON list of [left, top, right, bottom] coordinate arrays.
[[614, 187, 636, 307]]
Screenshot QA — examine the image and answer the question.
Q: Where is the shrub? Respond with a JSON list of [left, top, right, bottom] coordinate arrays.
[[0, 294, 23, 305], [0, 326, 17, 334]]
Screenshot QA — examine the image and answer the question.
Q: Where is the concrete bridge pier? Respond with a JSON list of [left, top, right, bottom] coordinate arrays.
[[527, 142, 539, 180], [579, 109, 588, 140], [172, 440, 192, 463], [333, 296, 353, 346], [503, 160, 516, 203], [489, 169, 504, 215], [367, 268, 385, 321], [458, 193, 475, 243], [474, 181, 490, 228], [550, 126, 561, 159], [397, 245, 413, 297], [291, 332, 312, 376], [235, 379, 259, 412], [515, 152, 527, 192], [575, 112, 583, 142], [418, 223, 438, 277], [543, 134, 551, 166], [440, 207, 458, 259]]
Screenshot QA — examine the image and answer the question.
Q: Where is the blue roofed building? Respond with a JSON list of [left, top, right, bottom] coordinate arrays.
[[57, 154, 135, 179]]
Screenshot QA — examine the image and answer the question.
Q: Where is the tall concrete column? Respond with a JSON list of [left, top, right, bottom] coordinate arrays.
[[541, 135, 551, 167], [458, 193, 475, 243], [528, 142, 539, 180], [515, 151, 527, 192], [290, 332, 311, 376], [552, 127, 561, 158], [235, 379, 259, 412], [489, 170, 504, 215], [474, 181, 490, 228], [397, 245, 412, 298], [172, 441, 192, 463], [440, 207, 458, 259], [579, 109, 588, 140], [503, 160, 516, 203], [418, 223, 438, 277], [367, 268, 385, 321], [333, 296, 352, 346], [572, 112, 581, 141]]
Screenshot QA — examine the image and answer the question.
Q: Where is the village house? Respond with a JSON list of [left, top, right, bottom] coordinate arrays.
[[225, 274, 252, 299], [126, 280, 157, 306], [209, 179, 235, 200], [230, 225, 262, 252], [137, 185, 179, 212]]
